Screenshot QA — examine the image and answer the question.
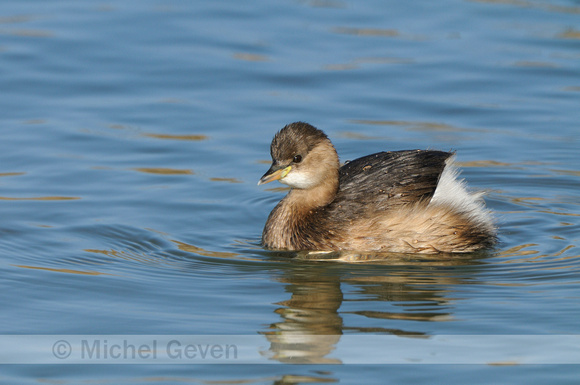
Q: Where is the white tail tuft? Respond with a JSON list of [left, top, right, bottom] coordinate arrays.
[[431, 156, 495, 231]]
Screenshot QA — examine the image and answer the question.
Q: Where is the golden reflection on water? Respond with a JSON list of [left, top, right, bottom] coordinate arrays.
[[143, 133, 208, 141], [458, 160, 513, 168], [23, 119, 47, 124], [558, 29, 580, 39], [0, 15, 34, 24], [550, 169, 580, 177], [233, 53, 270, 62], [324, 57, 413, 71], [0, 29, 54, 38], [495, 244, 579, 269], [0, 196, 80, 201], [12, 264, 110, 276], [470, 0, 580, 14], [349, 119, 488, 133], [132, 167, 193, 175], [496, 244, 539, 258], [513, 61, 559, 68], [108, 374, 337, 384], [538, 210, 580, 218], [332, 27, 399, 37], [503, 194, 580, 217], [85, 248, 168, 267], [173, 240, 263, 261], [323, 63, 358, 71], [209, 177, 243, 184], [336, 131, 382, 140]]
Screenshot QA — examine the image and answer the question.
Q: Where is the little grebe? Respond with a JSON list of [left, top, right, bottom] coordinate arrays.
[[258, 122, 496, 253]]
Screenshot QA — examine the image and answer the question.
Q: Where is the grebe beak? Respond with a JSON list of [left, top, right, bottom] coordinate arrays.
[[258, 165, 292, 185]]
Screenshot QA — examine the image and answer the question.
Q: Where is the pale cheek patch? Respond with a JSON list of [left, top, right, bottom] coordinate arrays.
[[280, 170, 318, 189]]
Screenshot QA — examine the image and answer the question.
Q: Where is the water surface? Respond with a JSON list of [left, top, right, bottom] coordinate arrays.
[[1, 0, 579, 383]]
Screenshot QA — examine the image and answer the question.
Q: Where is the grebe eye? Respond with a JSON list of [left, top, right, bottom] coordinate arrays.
[[293, 155, 302, 163]]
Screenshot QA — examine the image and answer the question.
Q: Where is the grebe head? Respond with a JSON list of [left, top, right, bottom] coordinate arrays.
[[258, 122, 339, 189]]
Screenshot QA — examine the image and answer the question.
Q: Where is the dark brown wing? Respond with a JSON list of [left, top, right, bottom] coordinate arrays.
[[326, 150, 452, 218]]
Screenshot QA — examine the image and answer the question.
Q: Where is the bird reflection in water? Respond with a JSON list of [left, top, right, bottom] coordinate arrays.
[[174, 241, 488, 364], [261, 250, 487, 364]]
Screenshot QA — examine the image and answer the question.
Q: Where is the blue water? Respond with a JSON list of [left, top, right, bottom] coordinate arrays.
[[1, 0, 580, 383]]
